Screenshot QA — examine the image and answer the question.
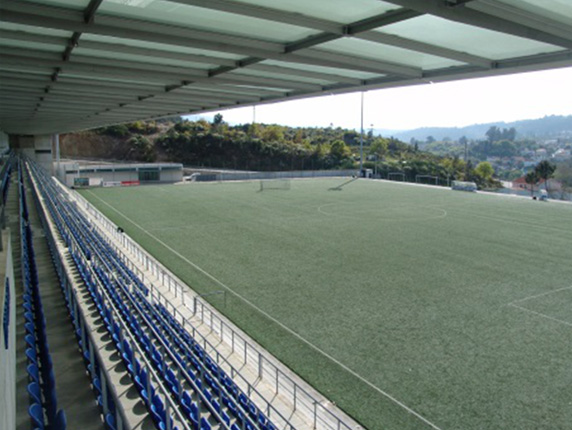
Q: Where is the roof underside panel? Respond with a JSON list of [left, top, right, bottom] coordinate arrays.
[[0, 0, 571, 135]]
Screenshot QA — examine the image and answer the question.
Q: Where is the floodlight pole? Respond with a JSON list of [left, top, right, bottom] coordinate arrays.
[[360, 91, 364, 176]]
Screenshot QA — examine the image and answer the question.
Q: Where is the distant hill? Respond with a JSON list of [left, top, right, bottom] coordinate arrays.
[[376, 115, 572, 142]]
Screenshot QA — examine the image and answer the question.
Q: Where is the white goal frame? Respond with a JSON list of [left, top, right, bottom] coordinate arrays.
[[388, 172, 406, 182], [259, 178, 291, 191], [415, 175, 439, 185]]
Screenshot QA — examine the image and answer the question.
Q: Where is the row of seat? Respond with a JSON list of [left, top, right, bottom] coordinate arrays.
[[18, 161, 67, 430], [71, 193, 280, 430], [29, 161, 204, 430], [0, 153, 12, 205], [27, 160, 286, 430], [2, 278, 9, 349], [2, 155, 13, 349], [27, 164, 128, 430]]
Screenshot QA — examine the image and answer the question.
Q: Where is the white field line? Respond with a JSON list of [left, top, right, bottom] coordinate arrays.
[[507, 285, 572, 328], [85, 189, 444, 430], [508, 285, 572, 305], [508, 304, 572, 328]]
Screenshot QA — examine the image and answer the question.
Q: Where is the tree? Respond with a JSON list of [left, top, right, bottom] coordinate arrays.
[[475, 161, 494, 180], [262, 125, 284, 142], [369, 138, 388, 158], [329, 140, 351, 163], [525, 171, 538, 197], [486, 126, 499, 144], [502, 127, 517, 141], [494, 140, 517, 158], [213, 113, 224, 125], [534, 160, 556, 191]]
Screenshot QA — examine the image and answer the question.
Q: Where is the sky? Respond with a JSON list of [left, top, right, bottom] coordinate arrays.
[[188, 66, 572, 132]]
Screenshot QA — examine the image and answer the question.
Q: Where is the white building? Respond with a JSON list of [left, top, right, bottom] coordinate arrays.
[[58, 161, 183, 188]]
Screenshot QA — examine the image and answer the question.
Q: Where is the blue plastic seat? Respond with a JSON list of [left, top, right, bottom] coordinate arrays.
[[44, 385, 58, 422], [128, 358, 141, 378], [105, 413, 117, 430], [222, 411, 231, 425], [27, 363, 40, 384], [29, 403, 45, 430], [25, 322, 35, 335], [121, 339, 133, 367], [53, 409, 67, 430], [150, 404, 164, 427], [24, 311, 35, 324], [200, 418, 212, 430], [26, 347, 38, 364], [211, 398, 221, 413], [134, 368, 148, 395], [25, 334, 36, 349], [27, 382, 42, 405]]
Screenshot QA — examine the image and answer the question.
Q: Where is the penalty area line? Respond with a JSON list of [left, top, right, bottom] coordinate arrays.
[[84, 190, 445, 430]]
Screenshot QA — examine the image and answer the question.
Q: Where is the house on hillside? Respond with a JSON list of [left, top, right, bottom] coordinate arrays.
[[534, 148, 548, 161], [552, 148, 571, 161], [512, 175, 565, 198]]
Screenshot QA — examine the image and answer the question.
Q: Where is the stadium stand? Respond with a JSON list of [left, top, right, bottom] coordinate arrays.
[[0, 152, 355, 430], [27, 157, 289, 430], [18, 160, 67, 430]]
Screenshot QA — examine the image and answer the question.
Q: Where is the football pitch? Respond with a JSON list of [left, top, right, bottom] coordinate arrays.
[[80, 178, 572, 430]]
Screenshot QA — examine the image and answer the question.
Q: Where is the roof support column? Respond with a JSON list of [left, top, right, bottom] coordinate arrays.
[[9, 134, 54, 174], [53, 134, 60, 180], [360, 91, 364, 175]]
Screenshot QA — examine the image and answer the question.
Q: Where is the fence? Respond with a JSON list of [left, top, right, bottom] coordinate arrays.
[[194, 169, 357, 182], [64, 181, 358, 430]]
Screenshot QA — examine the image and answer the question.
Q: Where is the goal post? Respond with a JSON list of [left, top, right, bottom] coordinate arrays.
[[388, 172, 406, 182], [259, 178, 291, 191], [416, 175, 439, 185]]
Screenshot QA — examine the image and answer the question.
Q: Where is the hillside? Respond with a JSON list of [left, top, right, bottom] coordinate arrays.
[[382, 115, 572, 142]]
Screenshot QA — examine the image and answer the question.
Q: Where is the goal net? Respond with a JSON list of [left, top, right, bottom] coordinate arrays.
[[388, 172, 406, 182], [259, 179, 291, 191], [416, 175, 439, 185]]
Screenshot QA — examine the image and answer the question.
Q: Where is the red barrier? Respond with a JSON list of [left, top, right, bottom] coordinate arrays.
[[121, 181, 140, 186]]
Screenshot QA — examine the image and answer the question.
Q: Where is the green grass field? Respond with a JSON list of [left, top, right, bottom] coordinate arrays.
[[80, 178, 572, 430]]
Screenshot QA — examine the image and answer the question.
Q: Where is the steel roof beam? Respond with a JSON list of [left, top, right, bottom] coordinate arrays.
[[0, 2, 417, 76], [467, 0, 572, 42], [162, 88, 260, 103], [167, 0, 343, 34], [382, 0, 572, 48], [356, 31, 491, 68], [0, 48, 210, 80], [0, 28, 237, 68], [168, 1, 491, 68]]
